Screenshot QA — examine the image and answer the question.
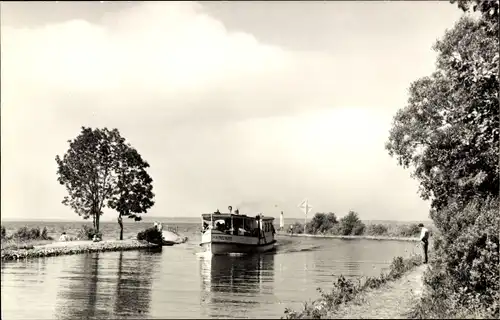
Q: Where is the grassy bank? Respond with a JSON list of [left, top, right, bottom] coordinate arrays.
[[283, 254, 423, 319], [1, 239, 161, 261]]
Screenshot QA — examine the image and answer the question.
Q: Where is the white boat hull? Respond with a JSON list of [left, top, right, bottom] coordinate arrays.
[[201, 240, 276, 255]]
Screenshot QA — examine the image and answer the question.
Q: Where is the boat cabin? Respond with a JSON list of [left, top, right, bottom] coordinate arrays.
[[201, 212, 275, 237]]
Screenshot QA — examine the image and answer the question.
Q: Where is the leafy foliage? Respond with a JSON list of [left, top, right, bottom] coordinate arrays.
[[306, 212, 338, 234], [77, 225, 102, 241], [108, 141, 154, 239], [137, 227, 163, 245], [56, 127, 155, 235], [387, 1, 499, 318], [385, 12, 499, 211], [395, 223, 421, 238], [11, 226, 51, 241], [338, 211, 366, 236], [292, 216, 422, 238], [283, 255, 423, 319], [366, 223, 388, 236], [409, 197, 499, 319], [1, 226, 5, 240], [289, 221, 305, 234]]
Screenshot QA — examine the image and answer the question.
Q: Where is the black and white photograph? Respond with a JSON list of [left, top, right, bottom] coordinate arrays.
[[1, 1, 498, 319]]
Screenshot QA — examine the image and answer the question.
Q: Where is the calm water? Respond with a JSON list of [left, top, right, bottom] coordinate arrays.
[[1, 221, 420, 319]]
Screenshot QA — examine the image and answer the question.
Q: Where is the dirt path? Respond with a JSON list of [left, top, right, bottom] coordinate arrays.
[[329, 264, 428, 319]]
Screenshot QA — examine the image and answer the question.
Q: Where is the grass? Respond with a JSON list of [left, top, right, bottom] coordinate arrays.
[[1, 239, 55, 251], [1, 225, 55, 251], [282, 254, 423, 319]]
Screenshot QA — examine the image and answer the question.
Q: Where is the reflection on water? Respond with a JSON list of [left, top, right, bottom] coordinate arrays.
[[1, 226, 421, 319], [199, 253, 275, 318], [53, 249, 161, 320], [114, 250, 158, 317]]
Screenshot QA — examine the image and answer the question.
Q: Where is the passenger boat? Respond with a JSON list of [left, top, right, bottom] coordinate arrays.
[[200, 208, 277, 255]]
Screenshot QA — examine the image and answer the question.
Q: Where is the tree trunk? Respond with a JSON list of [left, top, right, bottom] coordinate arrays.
[[93, 214, 96, 230], [118, 214, 124, 240], [96, 212, 100, 234]]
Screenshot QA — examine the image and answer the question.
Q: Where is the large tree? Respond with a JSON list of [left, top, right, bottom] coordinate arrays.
[[386, 1, 499, 316], [56, 127, 155, 236], [385, 1, 499, 211], [108, 142, 155, 240]]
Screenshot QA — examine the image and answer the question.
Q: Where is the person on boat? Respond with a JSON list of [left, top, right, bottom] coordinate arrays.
[[418, 223, 430, 264], [215, 221, 224, 232]]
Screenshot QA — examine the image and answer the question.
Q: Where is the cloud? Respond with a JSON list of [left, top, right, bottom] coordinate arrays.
[[1, 2, 335, 127], [1, 1, 437, 221]]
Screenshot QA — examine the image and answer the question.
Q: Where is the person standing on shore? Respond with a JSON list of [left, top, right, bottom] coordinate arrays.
[[59, 232, 69, 242], [418, 223, 430, 264], [280, 211, 284, 231]]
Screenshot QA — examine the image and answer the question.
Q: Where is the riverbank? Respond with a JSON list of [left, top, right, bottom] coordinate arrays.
[[1, 239, 161, 261], [277, 232, 419, 242], [328, 264, 427, 319], [283, 255, 425, 319]]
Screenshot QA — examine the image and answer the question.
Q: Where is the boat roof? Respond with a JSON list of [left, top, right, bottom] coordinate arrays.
[[201, 213, 274, 221]]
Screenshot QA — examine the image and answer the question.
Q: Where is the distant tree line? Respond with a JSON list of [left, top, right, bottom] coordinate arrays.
[[288, 211, 422, 238]]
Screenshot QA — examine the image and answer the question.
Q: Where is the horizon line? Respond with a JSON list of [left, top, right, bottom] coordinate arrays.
[[1, 216, 433, 223]]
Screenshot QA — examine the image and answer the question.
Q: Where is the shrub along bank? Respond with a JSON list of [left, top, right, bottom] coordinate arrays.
[[283, 255, 423, 319]]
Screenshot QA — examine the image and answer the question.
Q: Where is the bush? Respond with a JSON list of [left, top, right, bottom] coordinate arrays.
[[351, 223, 365, 236], [137, 227, 163, 245], [338, 211, 366, 236], [306, 213, 338, 234], [11, 226, 52, 241], [409, 197, 499, 319], [395, 223, 420, 238], [289, 221, 305, 234], [367, 224, 389, 236], [77, 225, 102, 240], [1, 226, 6, 240], [284, 255, 422, 319]]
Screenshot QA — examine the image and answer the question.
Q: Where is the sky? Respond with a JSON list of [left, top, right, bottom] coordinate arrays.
[[1, 1, 464, 222]]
